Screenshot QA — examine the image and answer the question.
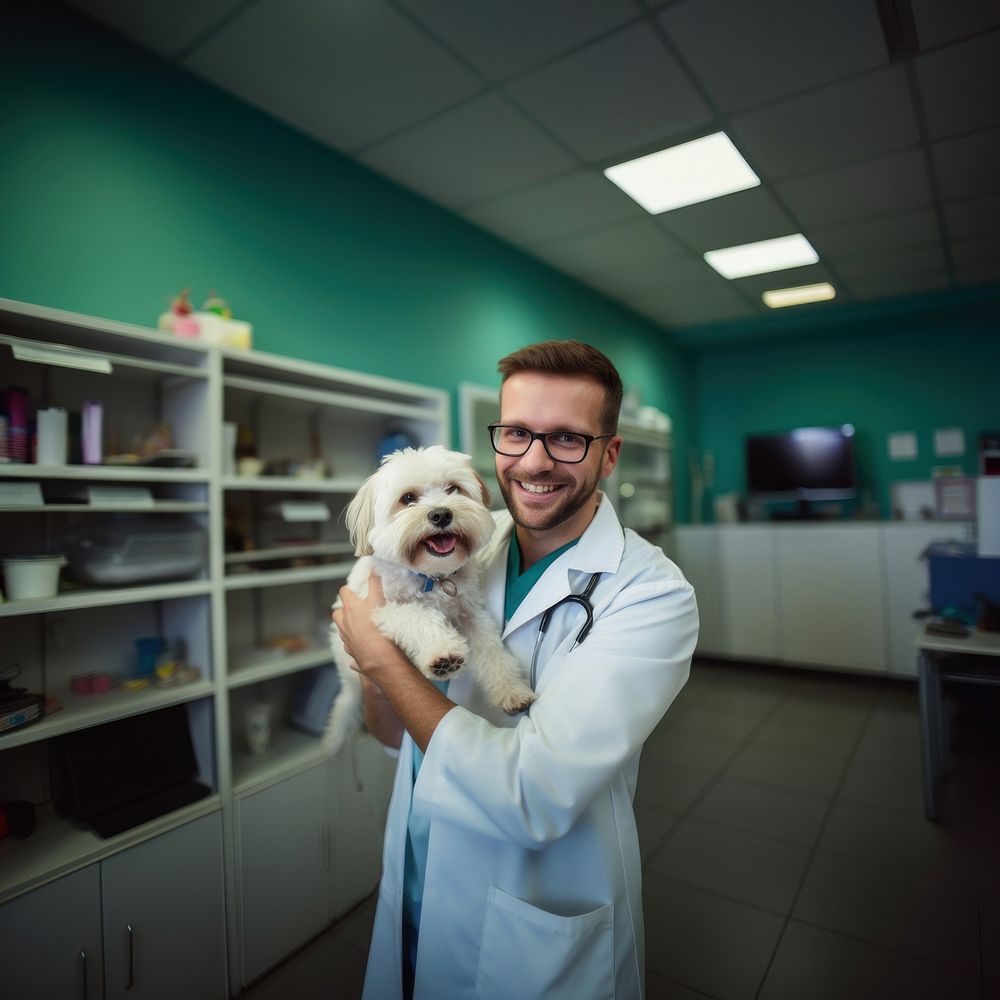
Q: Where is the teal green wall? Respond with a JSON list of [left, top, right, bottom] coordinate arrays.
[[689, 292, 1000, 519], [0, 3, 695, 516]]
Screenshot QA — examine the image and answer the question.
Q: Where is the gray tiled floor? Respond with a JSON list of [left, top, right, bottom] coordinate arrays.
[[244, 659, 1000, 999]]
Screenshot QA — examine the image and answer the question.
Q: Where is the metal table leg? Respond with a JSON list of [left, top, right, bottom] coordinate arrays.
[[918, 650, 941, 820]]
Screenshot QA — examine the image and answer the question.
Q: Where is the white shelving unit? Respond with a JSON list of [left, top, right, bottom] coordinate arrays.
[[0, 298, 449, 994]]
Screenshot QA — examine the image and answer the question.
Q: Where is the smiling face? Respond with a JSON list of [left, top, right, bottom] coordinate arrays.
[[347, 446, 497, 576], [496, 372, 620, 558]]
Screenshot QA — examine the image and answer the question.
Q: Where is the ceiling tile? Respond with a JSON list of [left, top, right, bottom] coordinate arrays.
[[503, 22, 712, 162], [910, 0, 1000, 49], [357, 94, 577, 208], [916, 34, 1000, 140], [834, 245, 948, 281], [944, 193, 1000, 239], [631, 282, 760, 327], [810, 210, 941, 260], [775, 149, 933, 228], [67, 0, 245, 56], [954, 261, 1000, 286], [659, 0, 887, 113], [582, 253, 716, 299], [731, 66, 920, 179], [655, 186, 799, 253], [530, 219, 686, 274], [950, 233, 1000, 267], [395, 0, 638, 80], [842, 270, 952, 301], [460, 170, 643, 245], [932, 126, 1000, 201], [182, 0, 483, 152]]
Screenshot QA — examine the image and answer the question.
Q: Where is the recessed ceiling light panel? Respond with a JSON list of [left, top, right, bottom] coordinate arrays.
[[704, 234, 819, 279], [763, 282, 836, 308], [604, 132, 760, 214]]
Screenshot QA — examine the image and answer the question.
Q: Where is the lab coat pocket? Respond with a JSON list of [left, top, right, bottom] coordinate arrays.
[[475, 886, 614, 999]]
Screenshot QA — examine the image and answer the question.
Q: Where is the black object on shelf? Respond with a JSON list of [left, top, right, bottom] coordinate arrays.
[[51, 704, 210, 839]]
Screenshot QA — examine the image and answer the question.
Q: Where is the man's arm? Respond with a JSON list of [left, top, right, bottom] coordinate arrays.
[[333, 574, 455, 753], [360, 675, 404, 750]]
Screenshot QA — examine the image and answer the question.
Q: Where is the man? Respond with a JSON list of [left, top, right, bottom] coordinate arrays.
[[334, 340, 698, 999]]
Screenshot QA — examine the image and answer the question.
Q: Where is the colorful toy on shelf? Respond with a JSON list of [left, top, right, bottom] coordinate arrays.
[[157, 288, 253, 349]]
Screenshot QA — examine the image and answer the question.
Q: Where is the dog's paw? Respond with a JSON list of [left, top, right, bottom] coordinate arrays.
[[498, 685, 536, 715], [429, 654, 465, 678]]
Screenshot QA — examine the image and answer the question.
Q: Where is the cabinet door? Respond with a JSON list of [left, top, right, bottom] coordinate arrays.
[[330, 736, 394, 918], [776, 526, 886, 672], [0, 865, 103, 1000], [238, 764, 330, 985], [882, 522, 971, 677], [717, 526, 779, 660], [671, 527, 726, 655], [102, 813, 228, 1000]]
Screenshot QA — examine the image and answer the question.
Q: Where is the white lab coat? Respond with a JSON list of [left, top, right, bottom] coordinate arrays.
[[362, 494, 698, 1000]]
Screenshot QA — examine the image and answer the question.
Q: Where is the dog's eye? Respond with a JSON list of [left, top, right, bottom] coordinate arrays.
[[400, 492, 418, 505], [444, 484, 457, 495]]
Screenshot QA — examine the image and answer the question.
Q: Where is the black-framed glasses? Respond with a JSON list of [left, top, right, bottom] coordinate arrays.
[[488, 423, 615, 464]]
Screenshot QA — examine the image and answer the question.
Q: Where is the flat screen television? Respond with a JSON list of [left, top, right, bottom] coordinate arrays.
[[746, 425, 857, 501]]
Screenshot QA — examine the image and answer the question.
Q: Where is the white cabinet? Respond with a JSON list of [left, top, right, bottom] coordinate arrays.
[[237, 763, 331, 985], [671, 522, 972, 676], [237, 735, 395, 986], [610, 418, 673, 552], [717, 526, 779, 660], [671, 526, 726, 656], [0, 865, 104, 999], [775, 525, 886, 672], [0, 813, 227, 1000]]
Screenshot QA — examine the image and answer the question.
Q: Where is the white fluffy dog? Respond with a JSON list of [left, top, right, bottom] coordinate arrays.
[[323, 446, 534, 755]]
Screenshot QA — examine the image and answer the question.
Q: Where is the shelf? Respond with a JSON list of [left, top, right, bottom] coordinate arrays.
[[0, 502, 209, 513], [223, 562, 353, 591], [0, 580, 212, 617], [225, 542, 352, 565], [222, 476, 362, 493], [0, 795, 222, 906], [231, 725, 327, 795], [227, 647, 334, 688], [0, 464, 208, 483], [0, 680, 215, 750]]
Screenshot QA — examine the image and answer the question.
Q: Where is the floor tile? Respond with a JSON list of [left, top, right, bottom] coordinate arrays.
[[793, 852, 981, 973], [650, 819, 810, 914], [839, 756, 926, 816], [819, 799, 967, 881], [644, 875, 784, 1000], [724, 743, 843, 798], [690, 777, 830, 847], [643, 726, 742, 773], [331, 895, 377, 953], [635, 760, 716, 816], [635, 805, 678, 864], [645, 971, 717, 999], [853, 704, 922, 767], [247, 931, 367, 1000], [751, 714, 860, 761], [758, 920, 981, 1000], [770, 692, 870, 730], [668, 706, 766, 743]]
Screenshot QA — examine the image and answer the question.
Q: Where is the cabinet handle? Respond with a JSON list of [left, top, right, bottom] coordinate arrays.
[[80, 948, 88, 1000], [127, 922, 135, 989]]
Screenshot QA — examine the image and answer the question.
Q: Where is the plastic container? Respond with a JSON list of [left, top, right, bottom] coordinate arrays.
[[2, 555, 67, 600], [63, 515, 207, 586]]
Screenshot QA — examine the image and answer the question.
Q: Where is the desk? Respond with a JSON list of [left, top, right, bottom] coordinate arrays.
[[916, 627, 1000, 820]]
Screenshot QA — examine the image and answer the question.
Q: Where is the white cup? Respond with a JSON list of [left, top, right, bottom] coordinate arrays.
[[36, 408, 68, 466], [244, 702, 274, 755]]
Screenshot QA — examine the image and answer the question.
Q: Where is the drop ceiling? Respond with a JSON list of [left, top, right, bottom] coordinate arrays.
[[67, 0, 1000, 344]]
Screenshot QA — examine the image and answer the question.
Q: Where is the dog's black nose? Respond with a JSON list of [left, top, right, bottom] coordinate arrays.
[[428, 507, 453, 529]]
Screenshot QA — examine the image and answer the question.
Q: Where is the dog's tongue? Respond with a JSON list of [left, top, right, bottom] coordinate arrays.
[[426, 534, 456, 555]]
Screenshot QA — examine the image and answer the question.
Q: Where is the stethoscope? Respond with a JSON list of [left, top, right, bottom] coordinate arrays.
[[529, 571, 602, 687]]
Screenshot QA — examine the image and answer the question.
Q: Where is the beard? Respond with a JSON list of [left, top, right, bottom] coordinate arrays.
[[497, 462, 603, 533]]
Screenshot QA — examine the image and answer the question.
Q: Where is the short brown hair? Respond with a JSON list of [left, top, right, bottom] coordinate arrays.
[[497, 340, 623, 433]]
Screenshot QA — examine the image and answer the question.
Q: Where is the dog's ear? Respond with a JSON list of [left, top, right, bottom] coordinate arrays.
[[345, 474, 378, 556], [473, 470, 492, 508]]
